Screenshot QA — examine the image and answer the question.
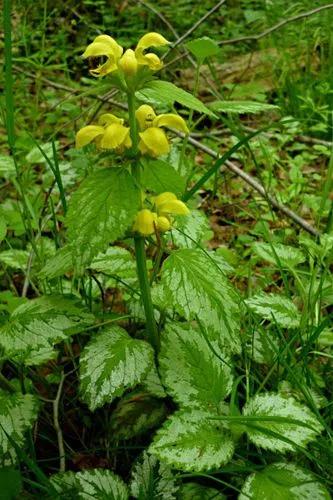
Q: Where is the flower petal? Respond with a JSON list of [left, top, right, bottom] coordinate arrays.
[[100, 123, 131, 149], [139, 127, 170, 157], [82, 35, 123, 59], [158, 199, 189, 216], [75, 125, 104, 148], [154, 192, 177, 208], [133, 209, 157, 236], [154, 113, 189, 133], [98, 114, 124, 127], [156, 216, 171, 232], [89, 58, 118, 77], [135, 105, 157, 131], [136, 32, 170, 50]]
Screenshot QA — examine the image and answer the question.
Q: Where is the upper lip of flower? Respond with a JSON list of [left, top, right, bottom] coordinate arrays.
[[75, 113, 132, 151], [82, 32, 170, 77]]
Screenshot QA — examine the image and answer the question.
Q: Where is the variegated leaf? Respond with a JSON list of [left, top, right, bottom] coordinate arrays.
[[130, 452, 178, 499], [159, 322, 233, 409], [152, 249, 241, 353], [245, 293, 301, 328], [149, 410, 235, 472], [243, 393, 322, 452], [80, 326, 154, 411]]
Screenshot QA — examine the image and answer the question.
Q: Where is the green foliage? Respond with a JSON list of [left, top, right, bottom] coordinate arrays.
[[153, 248, 241, 352], [130, 452, 178, 499], [0, 295, 93, 365], [79, 326, 154, 410], [0, 467, 22, 499], [253, 242, 305, 267], [141, 159, 186, 196], [209, 100, 279, 114], [0, 391, 39, 464], [178, 482, 226, 499], [186, 36, 220, 62], [66, 168, 139, 263], [245, 293, 301, 328], [239, 463, 331, 500]]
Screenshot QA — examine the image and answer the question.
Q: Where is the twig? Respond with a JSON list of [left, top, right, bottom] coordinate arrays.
[[218, 4, 333, 46], [53, 371, 66, 472], [182, 133, 320, 237]]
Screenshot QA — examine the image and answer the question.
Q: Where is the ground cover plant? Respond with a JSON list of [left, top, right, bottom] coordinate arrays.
[[1, 0, 333, 498]]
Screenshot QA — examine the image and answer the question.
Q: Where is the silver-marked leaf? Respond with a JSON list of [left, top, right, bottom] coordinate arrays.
[[76, 469, 128, 499], [239, 462, 330, 500], [137, 81, 214, 117], [209, 100, 279, 114], [0, 295, 94, 365], [109, 391, 167, 440], [80, 326, 154, 411], [159, 322, 233, 409], [245, 293, 301, 328], [0, 250, 29, 270], [39, 245, 74, 279], [171, 210, 212, 249], [50, 471, 78, 499], [90, 246, 136, 277], [141, 159, 186, 197], [66, 168, 139, 263], [0, 391, 39, 464], [178, 482, 226, 499], [253, 242, 305, 268], [152, 249, 241, 353], [140, 365, 167, 399], [243, 393, 322, 452], [130, 451, 178, 499], [149, 410, 235, 472]]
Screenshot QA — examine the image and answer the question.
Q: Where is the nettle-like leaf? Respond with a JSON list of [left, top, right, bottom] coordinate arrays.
[[79, 326, 154, 411], [245, 293, 301, 328], [253, 242, 305, 268], [130, 451, 178, 500], [242, 393, 322, 452], [246, 330, 279, 365], [0, 295, 94, 365], [109, 391, 167, 440], [137, 80, 214, 116], [0, 391, 39, 464], [90, 246, 136, 277], [153, 249, 241, 353], [186, 36, 220, 62], [141, 159, 186, 197], [239, 462, 330, 500], [178, 482, 226, 499], [209, 100, 279, 114], [39, 245, 74, 279], [159, 322, 233, 409], [149, 410, 235, 472], [140, 365, 167, 399], [51, 469, 129, 499], [0, 250, 29, 271], [171, 210, 211, 249], [66, 168, 139, 262]]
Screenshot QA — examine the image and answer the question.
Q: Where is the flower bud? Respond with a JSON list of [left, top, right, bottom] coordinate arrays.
[[133, 209, 157, 236], [157, 216, 171, 232], [118, 49, 138, 76]]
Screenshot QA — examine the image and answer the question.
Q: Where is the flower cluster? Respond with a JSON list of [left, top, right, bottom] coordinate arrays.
[[83, 32, 170, 77], [133, 192, 189, 236]]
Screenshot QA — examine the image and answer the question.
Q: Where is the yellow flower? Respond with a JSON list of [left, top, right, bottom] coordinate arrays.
[[135, 32, 170, 71], [75, 113, 132, 151], [82, 32, 169, 78], [135, 105, 189, 157], [154, 192, 189, 216], [82, 35, 123, 77], [133, 209, 157, 236]]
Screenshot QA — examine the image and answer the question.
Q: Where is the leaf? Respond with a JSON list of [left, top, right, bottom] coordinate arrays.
[[0, 218, 7, 243], [209, 100, 279, 114], [130, 452, 178, 500], [171, 210, 212, 249], [52, 469, 129, 499], [246, 330, 278, 365], [39, 245, 74, 279], [239, 462, 330, 500], [152, 249, 241, 353], [242, 393, 322, 452], [109, 391, 167, 440], [0, 295, 94, 365], [26, 142, 59, 164], [0, 467, 22, 499], [186, 37, 220, 62], [159, 322, 233, 409], [0, 391, 39, 464], [245, 293, 301, 328], [79, 326, 154, 411], [178, 482, 226, 499], [137, 81, 215, 117], [0, 250, 29, 270], [149, 410, 235, 472], [90, 246, 136, 277], [66, 168, 139, 263], [0, 155, 16, 178], [140, 365, 167, 399], [141, 159, 186, 197], [253, 242, 305, 268]]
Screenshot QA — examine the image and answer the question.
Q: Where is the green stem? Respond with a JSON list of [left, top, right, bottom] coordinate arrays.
[[127, 91, 160, 352]]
